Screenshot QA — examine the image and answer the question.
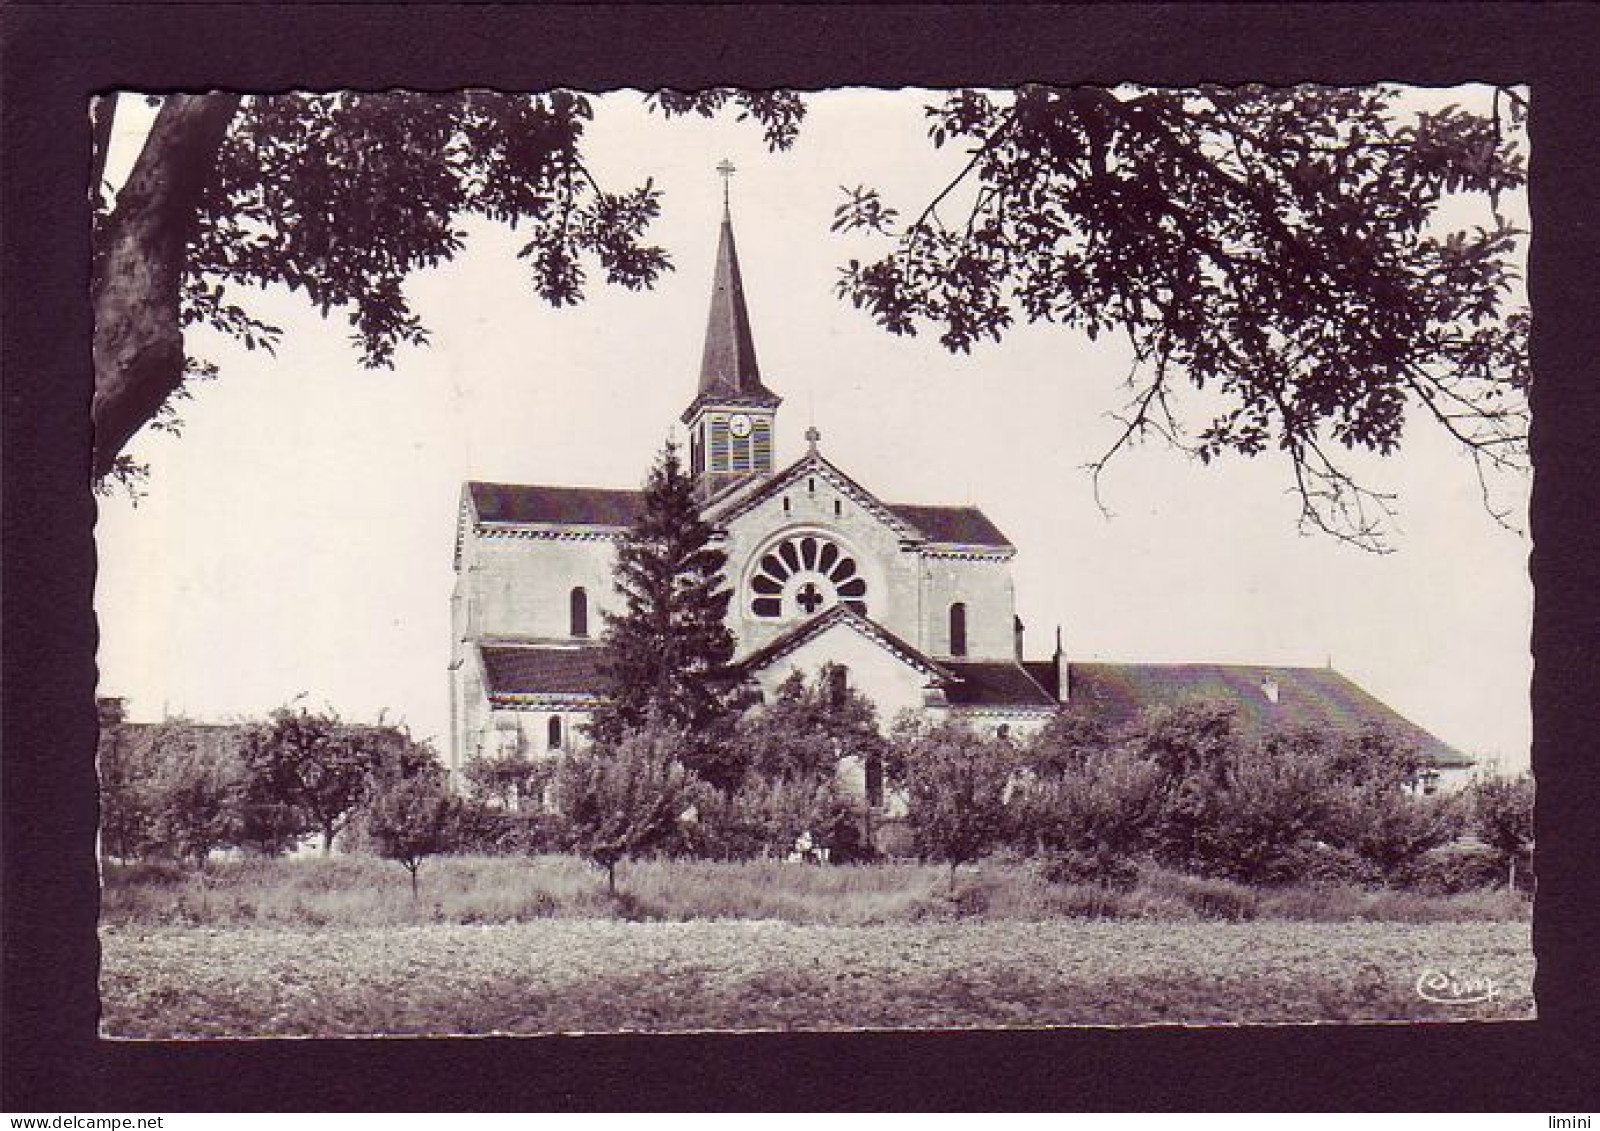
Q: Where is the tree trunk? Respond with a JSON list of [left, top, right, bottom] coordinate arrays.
[[88, 94, 117, 212], [322, 825, 334, 856], [409, 864, 420, 900], [607, 862, 617, 896], [91, 93, 240, 479]]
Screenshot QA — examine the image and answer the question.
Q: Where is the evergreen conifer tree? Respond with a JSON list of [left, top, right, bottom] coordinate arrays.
[[594, 441, 738, 784]]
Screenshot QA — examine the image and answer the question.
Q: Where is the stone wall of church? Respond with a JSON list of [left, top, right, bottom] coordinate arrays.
[[747, 623, 945, 727], [465, 534, 622, 641], [920, 554, 1018, 660], [720, 479, 918, 656]]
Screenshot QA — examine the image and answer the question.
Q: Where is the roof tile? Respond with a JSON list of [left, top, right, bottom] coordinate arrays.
[[481, 645, 609, 697], [1066, 662, 1469, 765], [943, 660, 1057, 707], [470, 483, 644, 528]]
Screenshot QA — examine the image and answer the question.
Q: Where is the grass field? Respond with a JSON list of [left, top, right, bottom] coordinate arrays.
[[98, 855, 1532, 1036], [99, 918, 1533, 1037], [100, 854, 1530, 928]]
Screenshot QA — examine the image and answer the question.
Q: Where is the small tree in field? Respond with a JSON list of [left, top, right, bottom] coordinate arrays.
[[593, 442, 740, 790], [142, 721, 245, 867], [239, 706, 431, 854], [97, 698, 158, 862], [555, 725, 694, 895], [1125, 699, 1245, 871], [365, 768, 459, 898], [902, 722, 1014, 885], [1471, 772, 1535, 890]]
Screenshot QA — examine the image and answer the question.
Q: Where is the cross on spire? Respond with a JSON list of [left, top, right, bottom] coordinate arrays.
[[716, 158, 736, 211]]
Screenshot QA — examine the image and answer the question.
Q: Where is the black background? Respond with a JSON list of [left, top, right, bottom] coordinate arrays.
[[3, 2, 1597, 1111]]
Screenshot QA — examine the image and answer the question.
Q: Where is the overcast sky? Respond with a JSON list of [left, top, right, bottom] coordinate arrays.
[[95, 87, 1532, 771]]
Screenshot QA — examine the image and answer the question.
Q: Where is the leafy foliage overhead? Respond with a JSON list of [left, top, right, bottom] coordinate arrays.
[[833, 84, 1530, 550], [91, 88, 803, 488]]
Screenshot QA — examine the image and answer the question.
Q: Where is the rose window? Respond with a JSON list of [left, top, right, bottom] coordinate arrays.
[[750, 534, 867, 619]]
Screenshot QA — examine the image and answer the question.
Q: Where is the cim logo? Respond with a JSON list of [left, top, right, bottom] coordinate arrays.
[[1415, 967, 1500, 1005]]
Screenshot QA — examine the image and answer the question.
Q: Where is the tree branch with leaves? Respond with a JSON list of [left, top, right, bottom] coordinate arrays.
[[833, 84, 1529, 550]]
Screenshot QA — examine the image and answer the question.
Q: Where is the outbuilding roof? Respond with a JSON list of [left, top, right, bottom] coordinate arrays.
[[1062, 661, 1471, 766]]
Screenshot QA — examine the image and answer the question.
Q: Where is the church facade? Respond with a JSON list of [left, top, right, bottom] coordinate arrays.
[[448, 205, 1472, 791]]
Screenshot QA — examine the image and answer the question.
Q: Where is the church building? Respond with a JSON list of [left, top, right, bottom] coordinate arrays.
[[448, 197, 1472, 792]]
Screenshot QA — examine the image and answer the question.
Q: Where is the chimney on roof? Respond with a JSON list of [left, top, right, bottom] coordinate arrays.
[[1014, 616, 1025, 662], [1260, 676, 1280, 705]]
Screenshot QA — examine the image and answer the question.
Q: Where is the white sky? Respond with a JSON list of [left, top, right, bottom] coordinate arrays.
[[94, 88, 1533, 772]]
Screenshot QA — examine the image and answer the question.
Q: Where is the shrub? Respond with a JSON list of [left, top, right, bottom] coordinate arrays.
[[901, 721, 1014, 882], [364, 770, 459, 897], [1020, 707, 1111, 778], [682, 776, 875, 864], [1469, 773, 1534, 890], [554, 724, 695, 894], [462, 753, 554, 812], [448, 804, 572, 856], [1037, 849, 1141, 891], [1188, 731, 1333, 884], [1400, 843, 1506, 894], [1013, 745, 1161, 887], [1321, 784, 1461, 882]]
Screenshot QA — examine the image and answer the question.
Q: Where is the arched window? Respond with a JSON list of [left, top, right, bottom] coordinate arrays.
[[547, 715, 564, 751], [996, 724, 1011, 741], [950, 602, 968, 657], [570, 587, 588, 637]]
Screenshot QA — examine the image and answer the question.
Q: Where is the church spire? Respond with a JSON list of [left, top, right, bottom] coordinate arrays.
[[687, 162, 780, 416], [682, 165, 782, 499]]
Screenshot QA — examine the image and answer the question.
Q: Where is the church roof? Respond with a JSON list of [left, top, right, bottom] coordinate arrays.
[[467, 476, 1013, 549], [1061, 661, 1471, 766], [702, 450, 1015, 550], [885, 503, 1013, 549], [943, 660, 1058, 707], [469, 482, 644, 528], [480, 644, 608, 698], [736, 603, 954, 683], [683, 206, 781, 420]]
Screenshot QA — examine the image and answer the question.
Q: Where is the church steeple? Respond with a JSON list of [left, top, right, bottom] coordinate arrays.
[[682, 162, 781, 499]]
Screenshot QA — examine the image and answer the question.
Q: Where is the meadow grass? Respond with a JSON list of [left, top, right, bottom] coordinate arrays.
[[99, 853, 1530, 929]]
